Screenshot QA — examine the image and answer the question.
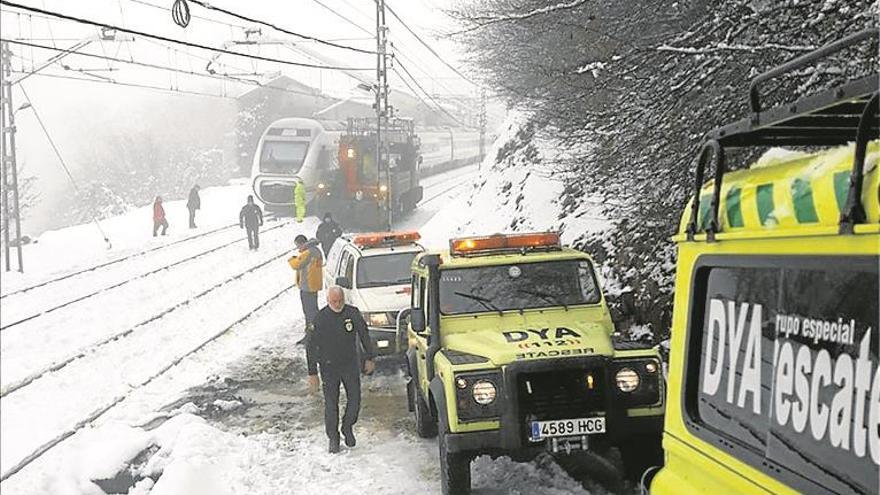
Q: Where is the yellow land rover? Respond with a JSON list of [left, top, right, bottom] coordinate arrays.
[[649, 29, 879, 494], [398, 232, 665, 494]]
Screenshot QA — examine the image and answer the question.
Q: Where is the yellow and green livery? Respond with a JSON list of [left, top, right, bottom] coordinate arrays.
[[651, 29, 879, 495]]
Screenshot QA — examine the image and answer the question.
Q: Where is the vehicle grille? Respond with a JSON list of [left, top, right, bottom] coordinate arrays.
[[260, 183, 294, 205], [517, 367, 606, 421]]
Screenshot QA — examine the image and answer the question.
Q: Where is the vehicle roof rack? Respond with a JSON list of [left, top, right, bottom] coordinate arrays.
[[686, 28, 879, 241]]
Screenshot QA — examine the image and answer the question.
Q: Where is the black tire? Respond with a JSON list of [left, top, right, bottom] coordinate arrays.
[[411, 380, 437, 438], [439, 420, 471, 495], [618, 434, 663, 481]]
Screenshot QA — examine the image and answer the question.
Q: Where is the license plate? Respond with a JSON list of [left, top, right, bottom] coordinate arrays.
[[377, 340, 390, 348], [529, 417, 605, 441]]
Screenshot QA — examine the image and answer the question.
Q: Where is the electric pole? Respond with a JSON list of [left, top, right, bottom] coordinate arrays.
[[478, 88, 487, 170], [1, 41, 23, 272], [375, 0, 392, 231]]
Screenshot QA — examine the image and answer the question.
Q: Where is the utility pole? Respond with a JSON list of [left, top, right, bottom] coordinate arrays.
[[0, 41, 23, 272], [375, 0, 392, 231], [478, 88, 487, 170]]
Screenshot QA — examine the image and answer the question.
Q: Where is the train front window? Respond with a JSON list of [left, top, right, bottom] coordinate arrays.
[[260, 141, 309, 174]]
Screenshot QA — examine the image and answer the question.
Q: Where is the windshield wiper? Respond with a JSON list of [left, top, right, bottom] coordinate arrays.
[[517, 288, 569, 311], [453, 291, 503, 315]]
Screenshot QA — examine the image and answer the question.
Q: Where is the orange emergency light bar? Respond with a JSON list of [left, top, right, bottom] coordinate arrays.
[[449, 232, 562, 256], [352, 231, 421, 249]]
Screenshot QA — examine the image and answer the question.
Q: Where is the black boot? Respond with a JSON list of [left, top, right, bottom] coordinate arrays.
[[328, 437, 340, 454], [342, 427, 356, 448]]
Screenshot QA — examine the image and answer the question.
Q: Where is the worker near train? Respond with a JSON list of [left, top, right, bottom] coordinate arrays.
[[307, 286, 375, 453], [294, 177, 306, 223], [288, 234, 323, 372], [239, 195, 264, 250], [152, 196, 168, 237], [186, 184, 201, 229], [315, 213, 343, 256]]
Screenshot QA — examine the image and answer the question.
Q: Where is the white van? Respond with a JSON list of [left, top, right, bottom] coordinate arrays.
[[323, 231, 424, 355]]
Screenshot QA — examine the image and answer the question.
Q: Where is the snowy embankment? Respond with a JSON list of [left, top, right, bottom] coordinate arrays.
[[0, 148, 618, 494], [418, 115, 609, 250]]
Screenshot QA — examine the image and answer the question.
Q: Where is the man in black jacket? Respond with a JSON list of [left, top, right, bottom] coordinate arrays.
[[308, 286, 375, 453], [239, 195, 263, 250], [186, 184, 201, 229], [315, 212, 343, 256]]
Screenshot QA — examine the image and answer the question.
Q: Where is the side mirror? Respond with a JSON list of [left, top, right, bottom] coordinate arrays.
[[336, 276, 352, 289], [410, 308, 426, 333]]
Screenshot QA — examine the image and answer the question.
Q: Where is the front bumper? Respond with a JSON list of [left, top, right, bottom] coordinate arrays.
[[368, 328, 398, 355], [447, 356, 664, 455]]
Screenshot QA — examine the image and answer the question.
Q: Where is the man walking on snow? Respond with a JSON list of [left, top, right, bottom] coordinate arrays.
[[239, 195, 264, 250], [308, 286, 375, 453], [288, 234, 323, 368], [315, 212, 343, 256], [186, 184, 201, 229]]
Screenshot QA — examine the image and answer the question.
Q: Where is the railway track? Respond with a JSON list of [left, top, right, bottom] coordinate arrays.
[[0, 223, 238, 300], [0, 258, 296, 482], [0, 220, 290, 332]]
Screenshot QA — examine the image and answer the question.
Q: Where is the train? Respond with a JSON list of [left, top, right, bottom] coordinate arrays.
[[250, 117, 482, 228]]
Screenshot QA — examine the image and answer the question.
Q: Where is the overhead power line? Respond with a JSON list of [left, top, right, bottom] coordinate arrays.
[[17, 84, 112, 247], [384, 2, 476, 87], [2, 38, 322, 98], [394, 58, 468, 127], [0, 0, 374, 71], [12, 70, 232, 98], [308, 0, 460, 96], [184, 0, 378, 55]]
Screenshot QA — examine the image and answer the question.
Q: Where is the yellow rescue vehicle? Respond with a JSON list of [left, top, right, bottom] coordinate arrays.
[[398, 232, 665, 494], [649, 29, 879, 494]]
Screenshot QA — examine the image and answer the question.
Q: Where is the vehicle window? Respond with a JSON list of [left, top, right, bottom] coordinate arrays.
[[687, 256, 878, 494], [356, 252, 419, 288], [344, 253, 355, 285], [337, 250, 350, 278], [438, 260, 601, 315], [259, 141, 309, 174]]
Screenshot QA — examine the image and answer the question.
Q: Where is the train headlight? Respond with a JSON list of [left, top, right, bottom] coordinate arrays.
[[347, 148, 355, 159], [615, 367, 640, 393], [379, 184, 388, 193], [472, 380, 497, 405]]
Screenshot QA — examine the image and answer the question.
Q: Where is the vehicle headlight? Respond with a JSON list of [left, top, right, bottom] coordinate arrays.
[[472, 380, 497, 405], [615, 367, 640, 392], [365, 312, 391, 327]]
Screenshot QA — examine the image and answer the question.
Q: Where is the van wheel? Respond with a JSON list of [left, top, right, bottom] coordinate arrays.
[[439, 421, 471, 495], [410, 380, 437, 438], [619, 434, 662, 481]]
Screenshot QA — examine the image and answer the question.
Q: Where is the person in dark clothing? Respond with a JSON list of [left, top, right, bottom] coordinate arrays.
[[186, 185, 201, 228], [239, 195, 264, 250], [315, 212, 343, 256], [308, 286, 375, 453], [153, 196, 168, 236]]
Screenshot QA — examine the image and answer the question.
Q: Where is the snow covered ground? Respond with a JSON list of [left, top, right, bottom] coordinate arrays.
[[0, 162, 623, 494]]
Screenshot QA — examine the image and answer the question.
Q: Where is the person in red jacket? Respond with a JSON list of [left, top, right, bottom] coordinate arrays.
[[153, 196, 169, 236]]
